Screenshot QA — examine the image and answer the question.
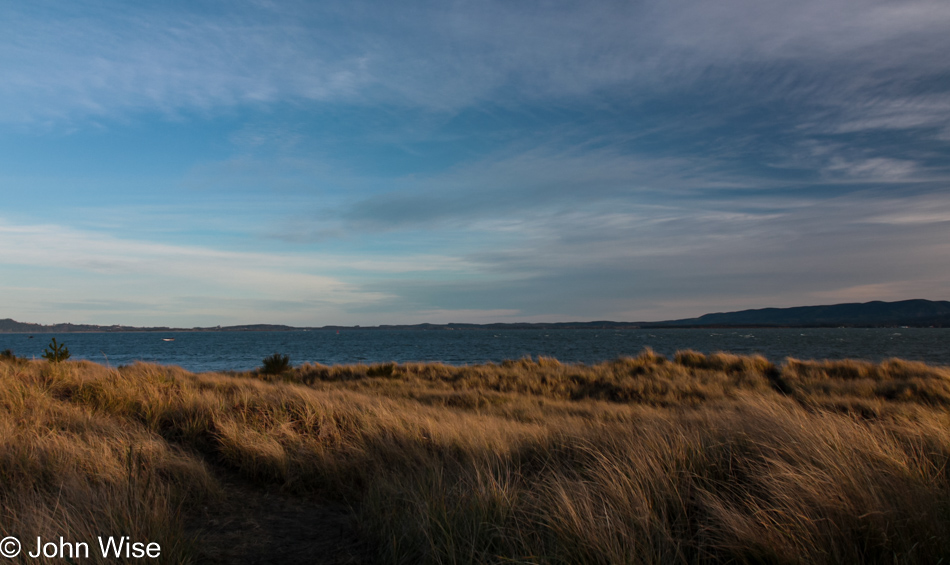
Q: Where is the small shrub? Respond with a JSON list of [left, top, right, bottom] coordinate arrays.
[[261, 353, 291, 375], [367, 362, 398, 377], [0, 348, 15, 361], [42, 338, 70, 363]]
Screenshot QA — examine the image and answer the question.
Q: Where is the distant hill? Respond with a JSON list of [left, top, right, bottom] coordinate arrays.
[[0, 319, 144, 333], [647, 299, 950, 328], [2, 299, 949, 332], [0, 319, 295, 333], [0, 319, 640, 333]]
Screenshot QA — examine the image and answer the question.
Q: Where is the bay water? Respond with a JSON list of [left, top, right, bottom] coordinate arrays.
[[1, 328, 948, 373]]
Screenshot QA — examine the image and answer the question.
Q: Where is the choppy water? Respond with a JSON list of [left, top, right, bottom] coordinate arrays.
[[0, 328, 947, 373]]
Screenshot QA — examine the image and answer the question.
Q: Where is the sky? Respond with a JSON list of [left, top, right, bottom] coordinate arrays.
[[1, 0, 949, 327]]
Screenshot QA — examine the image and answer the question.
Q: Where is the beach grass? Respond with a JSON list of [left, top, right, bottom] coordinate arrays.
[[2, 350, 950, 563]]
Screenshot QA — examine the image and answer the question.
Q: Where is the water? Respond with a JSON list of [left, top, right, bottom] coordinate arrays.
[[1, 328, 947, 373]]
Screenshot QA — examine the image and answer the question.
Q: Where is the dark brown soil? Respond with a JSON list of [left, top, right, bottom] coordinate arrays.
[[185, 474, 365, 565]]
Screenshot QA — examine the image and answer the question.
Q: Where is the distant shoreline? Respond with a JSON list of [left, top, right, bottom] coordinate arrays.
[[3, 298, 949, 332], [0, 322, 946, 333]]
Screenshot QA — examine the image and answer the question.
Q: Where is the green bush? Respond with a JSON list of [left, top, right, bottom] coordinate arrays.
[[261, 352, 291, 375], [42, 338, 70, 363]]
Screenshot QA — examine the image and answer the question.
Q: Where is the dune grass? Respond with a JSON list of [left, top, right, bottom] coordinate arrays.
[[2, 350, 950, 563]]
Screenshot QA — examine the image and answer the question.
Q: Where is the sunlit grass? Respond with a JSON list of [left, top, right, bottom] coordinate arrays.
[[2, 350, 950, 563]]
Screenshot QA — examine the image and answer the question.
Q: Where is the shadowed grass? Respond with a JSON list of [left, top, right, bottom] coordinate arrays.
[[2, 350, 950, 563]]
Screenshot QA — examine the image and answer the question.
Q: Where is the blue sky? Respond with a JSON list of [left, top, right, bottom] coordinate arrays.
[[2, 0, 949, 326]]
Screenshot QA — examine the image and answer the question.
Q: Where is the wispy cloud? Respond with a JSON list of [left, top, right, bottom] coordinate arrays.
[[338, 146, 752, 232], [1, 0, 949, 324], [4, 0, 949, 126], [0, 2, 371, 123], [344, 187, 950, 320], [0, 219, 489, 324]]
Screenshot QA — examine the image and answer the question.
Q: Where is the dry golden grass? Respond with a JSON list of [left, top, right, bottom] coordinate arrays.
[[2, 350, 950, 563]]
